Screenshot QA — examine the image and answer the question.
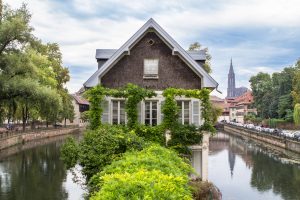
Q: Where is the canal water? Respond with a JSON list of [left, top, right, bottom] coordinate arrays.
[[0, 132, 85, 200], [209, 132, 300, 200], [1, 131, 300, 200]]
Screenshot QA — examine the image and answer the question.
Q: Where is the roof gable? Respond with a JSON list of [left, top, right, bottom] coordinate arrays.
[[84, 18, 218, 89]]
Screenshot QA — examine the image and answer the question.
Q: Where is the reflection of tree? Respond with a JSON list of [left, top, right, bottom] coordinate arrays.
[[250, 151, 300, 200], [0, 141, 68, 200]]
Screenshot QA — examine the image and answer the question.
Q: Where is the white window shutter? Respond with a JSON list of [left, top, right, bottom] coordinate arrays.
[[192, 100, 200, 126], [137, 102, 141, 123], [101, 100, 109, 123], [144, 59, 158, 75]]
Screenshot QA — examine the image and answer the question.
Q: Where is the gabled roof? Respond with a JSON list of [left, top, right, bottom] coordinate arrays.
[[84, 18, 218, 89], [71, 94, 89, 105]]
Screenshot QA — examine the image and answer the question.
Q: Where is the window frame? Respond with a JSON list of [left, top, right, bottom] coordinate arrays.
[[111, 100, 126, 125], [143, 59, 159, 79], [144, 100, 158, 126], [177, 100, 191, 125]]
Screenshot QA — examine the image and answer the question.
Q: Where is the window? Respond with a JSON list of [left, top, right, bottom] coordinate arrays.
[[112, 100, 126, 124], [101, 100, 109, 123], [144, 101, 158, 125], [177, 101, 190, 124], [144, 59, 158, 78]]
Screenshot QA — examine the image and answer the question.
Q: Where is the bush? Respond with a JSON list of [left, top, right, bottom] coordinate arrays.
[[132, 124, 166, 145], [90, 145, 193, 200], [168, 124, 203, 154], [61, 125, 144, 180], [90, 170, 192, 200]]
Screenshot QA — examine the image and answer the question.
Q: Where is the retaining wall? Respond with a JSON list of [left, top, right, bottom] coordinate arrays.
[[0, 127, 80, 150], [224, 125, 300, 154]]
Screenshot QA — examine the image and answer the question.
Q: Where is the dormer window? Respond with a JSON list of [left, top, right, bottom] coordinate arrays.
[[144, 59, 158, 79]]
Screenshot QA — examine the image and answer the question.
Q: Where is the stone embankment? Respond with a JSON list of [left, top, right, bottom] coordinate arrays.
[[224, 124, 300, 154], [0, 126, 81, 150]]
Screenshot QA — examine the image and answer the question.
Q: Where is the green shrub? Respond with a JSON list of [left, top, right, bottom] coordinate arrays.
[[132, 124, 166, 145], [168, 124, 203, 154], [90, 170, 192, 200], [61, 125, 144, 180], [60, 137, 79, 169], [90, 145, 193, 200]]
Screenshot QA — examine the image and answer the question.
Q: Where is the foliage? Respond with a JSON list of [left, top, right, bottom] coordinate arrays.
[[294, 104, 300, 125], [60, 137, 79, 169], [162, 88, 215, 133], [61, 125, 144, 180], [211, 105, 223, 124], [0, 4, 72, 128], [90, 170, 192, 200], [131, 124, 165, 145], [167, 124, 202, 154], [188, 42, 212, 74], [291, 60, 300, 105], [89, 145, 193, 200], [84, 84, 155, 130], [250, 63, 299, 121], [84, 85, 106, 130]]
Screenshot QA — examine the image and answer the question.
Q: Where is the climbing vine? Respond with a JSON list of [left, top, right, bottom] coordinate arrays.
[[85, 84, 156, 130], [162, 88, 215, 133]]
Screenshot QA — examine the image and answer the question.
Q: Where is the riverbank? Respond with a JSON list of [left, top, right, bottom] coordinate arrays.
[[0, 126, 82, 150], [224, 124, 300, 154]]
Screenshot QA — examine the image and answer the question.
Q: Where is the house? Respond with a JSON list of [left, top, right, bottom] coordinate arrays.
[[84, 18, 218, 126], [71, 94, 89, 126], [228, 91, 257, 123], [210, 95, 230, 122]]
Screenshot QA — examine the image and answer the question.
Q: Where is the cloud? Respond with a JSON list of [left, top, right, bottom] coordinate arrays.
[[6, 0, 300, 94]]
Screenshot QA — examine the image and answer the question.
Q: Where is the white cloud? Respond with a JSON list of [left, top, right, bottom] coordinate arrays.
[[6, 0, 300, 93]]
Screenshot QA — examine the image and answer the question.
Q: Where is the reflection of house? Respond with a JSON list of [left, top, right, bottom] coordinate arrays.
[[71, 94, 89, 126], [83, 18, 218, 126], [229, 91, 257, 123]]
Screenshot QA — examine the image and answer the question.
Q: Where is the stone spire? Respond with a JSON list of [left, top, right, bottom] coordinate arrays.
[[227, 58, 236, 98]]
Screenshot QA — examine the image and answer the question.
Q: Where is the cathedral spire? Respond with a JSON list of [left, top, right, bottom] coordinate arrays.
[[227, 58, 236, 98]]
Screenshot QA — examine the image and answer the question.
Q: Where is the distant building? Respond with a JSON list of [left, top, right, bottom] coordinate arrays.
[[210, 95, 230, 122], [71, 94, 89, 126], [226, 59, 248, 99], [228, 91, 257, 123]]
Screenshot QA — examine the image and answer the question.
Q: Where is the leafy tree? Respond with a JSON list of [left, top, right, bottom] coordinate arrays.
[[188, 42, 212, 73], [250, 72, 272, 118], [294, 104, 300, 125], [292, 60, 300, 105]]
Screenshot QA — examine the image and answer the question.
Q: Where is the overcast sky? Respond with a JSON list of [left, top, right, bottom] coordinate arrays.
[[7, 0, 300, 97]]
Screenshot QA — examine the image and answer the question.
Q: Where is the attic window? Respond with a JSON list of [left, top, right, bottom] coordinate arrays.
[[147, 39, 155, 45], [144, 59, 158, 79]]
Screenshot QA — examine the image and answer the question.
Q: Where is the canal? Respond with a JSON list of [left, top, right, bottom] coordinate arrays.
[[210, 132, 300, 200], [0, 131, 300, 200]]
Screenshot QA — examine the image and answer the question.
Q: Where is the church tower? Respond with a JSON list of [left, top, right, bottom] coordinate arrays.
[[227, 59, 236, 98]]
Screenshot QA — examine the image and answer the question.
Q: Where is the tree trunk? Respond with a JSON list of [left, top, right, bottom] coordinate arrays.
[[22, 107, 26, 132], [64, 118, 66, 127]]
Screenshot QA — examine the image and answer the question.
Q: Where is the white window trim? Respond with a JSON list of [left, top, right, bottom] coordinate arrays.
[[143, 100, 159, 126], [110, 99, 127, 124], [144, 59, 159, 79], [176, 99, 191, 125]]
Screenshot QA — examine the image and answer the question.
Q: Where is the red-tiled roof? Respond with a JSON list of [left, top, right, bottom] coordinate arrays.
[[72, 94, 89, 105]]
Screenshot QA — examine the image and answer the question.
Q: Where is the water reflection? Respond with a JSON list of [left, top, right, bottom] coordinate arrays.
[[0, 133, 84, 200], [209, 132, 300, 200]]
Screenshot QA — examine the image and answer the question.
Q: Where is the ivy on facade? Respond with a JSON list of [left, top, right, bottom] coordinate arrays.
[[85, 84, 215, 133], [162, 88, 215, 133], [85, 84, 156, 129]]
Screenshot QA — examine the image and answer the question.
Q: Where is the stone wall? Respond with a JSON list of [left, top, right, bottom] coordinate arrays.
[[224, 125, 300, 154], [0, 127, 80, 150]]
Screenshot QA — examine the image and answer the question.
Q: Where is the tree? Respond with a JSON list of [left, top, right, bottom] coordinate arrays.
[[294, 104, 300, 125], [188, 42, 212, 74], [250, 72, 272, 118], [292, 60, 300, 105]]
